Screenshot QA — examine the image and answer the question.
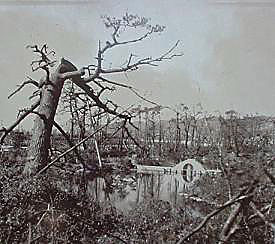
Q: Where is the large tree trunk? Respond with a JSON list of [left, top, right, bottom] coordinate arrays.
[[23, 59, 82, 176]]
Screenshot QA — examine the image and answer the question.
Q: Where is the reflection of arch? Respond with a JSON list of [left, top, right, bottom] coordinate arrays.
[[181, 163, 194, 182], [174, 159, 205, 186]]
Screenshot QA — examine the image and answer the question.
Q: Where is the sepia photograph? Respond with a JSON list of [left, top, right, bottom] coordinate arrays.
[[0, 0, 274, 243]]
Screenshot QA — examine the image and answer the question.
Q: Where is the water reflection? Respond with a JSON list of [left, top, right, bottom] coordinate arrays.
[[83, 170, 201, 213]]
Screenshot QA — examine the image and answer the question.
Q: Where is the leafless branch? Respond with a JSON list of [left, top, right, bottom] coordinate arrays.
[[97, 85, 115, 97], [176, 193, 254, 244], [97, 76, 161, 107], [97, 76, 132, 88], [100, 13, 164, 54], [73, 79, 131, 120], [29, 90, 41, 100], [0, 100, 40, 144], [8, 77, 39, 99], [105, 99, 119, 111], [220, 223, 240, 244], [247, 203, 273, 222], [99, 40, 182, 75], [123, 122, 143, 149], [27, 44, 56, 73], [82, 39, 182, 85], [129, 87, 160, 106], [101, 28, 154, 54]]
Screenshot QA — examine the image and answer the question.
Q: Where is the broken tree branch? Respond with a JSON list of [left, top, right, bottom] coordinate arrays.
[[0, 100, 40, 144], [176, 193, 254, 244]]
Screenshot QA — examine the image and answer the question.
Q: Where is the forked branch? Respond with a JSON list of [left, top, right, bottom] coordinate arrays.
[[26, 44, 56, 72], [101, 13, 165, 53], [99, 41, 182, 75], [73, 79, 131, 120]]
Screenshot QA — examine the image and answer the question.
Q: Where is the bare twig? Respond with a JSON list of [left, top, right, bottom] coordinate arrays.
[[98, 76, 162, 107], [97, 76, 132, 89], [29, 90, 41, 100], [0, 100, 40, 144], [8, 77, 39, 99], [27, 44, 56, 72], [101, 28, 155, 53], [129, 87, 160, 106], [122, 121, 143, 149]]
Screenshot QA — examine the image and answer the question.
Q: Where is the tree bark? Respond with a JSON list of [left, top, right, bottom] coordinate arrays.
[[23, 59, 83, 176]]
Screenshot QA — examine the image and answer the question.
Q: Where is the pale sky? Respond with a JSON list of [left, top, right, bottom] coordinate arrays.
[[1, 0, 275, 129]]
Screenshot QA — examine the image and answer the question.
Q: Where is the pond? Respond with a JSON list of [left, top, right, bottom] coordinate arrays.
[[69, 159, 221, 218], [77, 171, 209, 216], [84, 172, 190, 212]]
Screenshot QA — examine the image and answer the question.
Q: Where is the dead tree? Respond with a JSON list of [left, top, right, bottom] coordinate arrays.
[[23, 52, 86, 176], [2, 13, 182, 176]]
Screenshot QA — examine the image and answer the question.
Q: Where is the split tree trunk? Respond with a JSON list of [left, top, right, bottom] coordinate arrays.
[[23, 59, 82, 176]]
